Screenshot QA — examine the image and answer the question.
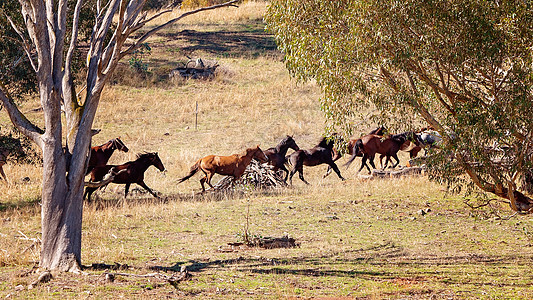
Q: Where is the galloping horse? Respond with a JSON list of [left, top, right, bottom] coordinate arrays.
[[286, 136, 345, 185], [345, 132, 411, 173], [84, 152, 165, 201], [378, 132, 415, 168], [324, 126, 386, 178], [87, 138, 129, 174], [263, 136, 299, 182], [177, 145, 268, 193]]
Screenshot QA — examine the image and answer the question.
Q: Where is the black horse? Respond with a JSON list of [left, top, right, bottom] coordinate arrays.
[[263, 135, 299, 182], [286, 136, 345, 185], [84, 152, 165, 201]]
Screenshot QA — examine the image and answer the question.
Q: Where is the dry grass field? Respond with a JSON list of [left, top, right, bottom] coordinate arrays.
[[1, 1, 533, 299]]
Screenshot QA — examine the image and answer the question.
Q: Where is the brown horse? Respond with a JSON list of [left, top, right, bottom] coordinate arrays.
[[345, 132, 411, 173], [177, 145, 268, 193], [263, 136, 299, 182], [286, 136, 345, 185], [324, 126, 386, 178], [84, 152, 165, 201], [87, 138, 129, 175]]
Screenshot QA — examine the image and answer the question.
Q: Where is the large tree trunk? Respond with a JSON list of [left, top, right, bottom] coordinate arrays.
[[40, 140, 84, 271]]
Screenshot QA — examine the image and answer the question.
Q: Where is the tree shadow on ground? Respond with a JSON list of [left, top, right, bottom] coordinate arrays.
[[153, 21, 280, 59], [147, 241, 533, 289]]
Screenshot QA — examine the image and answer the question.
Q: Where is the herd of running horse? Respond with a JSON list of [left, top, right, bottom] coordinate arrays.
[[80, 126, 440, 200]]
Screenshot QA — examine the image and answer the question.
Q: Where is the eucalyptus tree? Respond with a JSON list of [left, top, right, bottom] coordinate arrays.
[[266, 0, 533, 213], [0, 0, 238, 271]]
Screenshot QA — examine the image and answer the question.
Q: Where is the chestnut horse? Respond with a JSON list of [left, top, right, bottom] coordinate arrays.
[[345, 132, 411, 173], [87, 138, 129, 175], [177, 145, 268, 193], [263, 136, 299, 182], [324, 126, 386, 178], [286, 136, 345, 185], [84, 152, 165, 201]]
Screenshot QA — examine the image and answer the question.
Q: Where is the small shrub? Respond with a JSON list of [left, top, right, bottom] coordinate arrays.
[[128, 43, 151, 74]]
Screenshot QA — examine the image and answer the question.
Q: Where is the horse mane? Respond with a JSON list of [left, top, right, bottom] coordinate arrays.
[[370, 125, 386, 135], [280, 135, 293, 145], [317, 136, 334, 149], [136, 152, 156, 159]]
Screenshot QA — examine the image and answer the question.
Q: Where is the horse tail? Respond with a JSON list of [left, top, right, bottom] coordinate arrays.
[[344, 139, 363, 168], [177, 159, 201, 184]]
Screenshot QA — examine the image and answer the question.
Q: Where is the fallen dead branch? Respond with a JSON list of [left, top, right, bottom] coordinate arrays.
[[359, 166, 426, 179], [247, 235, 299, 249], [84, 169, 127, 188], [169, 58, 219, 80], [211, 160, 287, 191]]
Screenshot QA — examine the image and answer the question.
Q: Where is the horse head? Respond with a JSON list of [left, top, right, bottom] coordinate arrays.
[[284, 135, 299, 151], [252, 145, 269, 163], [113, 137, 129, 152], [151, 152, 165, 172], [370, 125, 387, 136]]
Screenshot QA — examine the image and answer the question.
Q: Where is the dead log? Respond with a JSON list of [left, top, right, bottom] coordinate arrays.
[[84, 169, 127, 188], [169, 58, 219, 80]]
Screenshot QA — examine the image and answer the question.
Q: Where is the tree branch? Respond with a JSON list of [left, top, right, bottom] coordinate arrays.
[[5, 14, 37, 72], [0, 82, 44, 148], [120, 0, 239, 58]]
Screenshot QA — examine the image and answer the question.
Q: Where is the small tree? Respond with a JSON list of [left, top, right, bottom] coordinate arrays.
[[0, 0, 238, 272], [266, 0, 533, 213]]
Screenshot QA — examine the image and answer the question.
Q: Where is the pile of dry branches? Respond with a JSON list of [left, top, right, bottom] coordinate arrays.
[[212, 160, 287, 191]]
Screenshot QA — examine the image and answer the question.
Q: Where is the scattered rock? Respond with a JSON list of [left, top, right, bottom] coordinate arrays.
[[105, 273, 115, 283]]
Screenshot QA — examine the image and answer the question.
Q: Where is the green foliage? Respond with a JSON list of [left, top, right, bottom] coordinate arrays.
[[128, 43, 152, 74], [266, 0, 533, 208], [0, 2, 37, 99], [181, 0, 241, 9]]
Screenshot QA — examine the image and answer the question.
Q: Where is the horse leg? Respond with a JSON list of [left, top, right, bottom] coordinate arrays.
[[357, 155, 367, 174], [279, 165, 290, 182], [84, 187, 96, 202], [124, 183, 131, 198], [200, 176, 207, 193], [367, 155, 377, 173], [138, 181, 159, 198], [297, 166, 309, 185], [382, 155, 391, 169], [288, 166, 297, 185], [0, 165, 6, 182], [379, 154, 386, 169], [323, 166, 332, 178], [391, 153, 400, 169], [205, 172, 215, 189], [327, 162, 345, 181]]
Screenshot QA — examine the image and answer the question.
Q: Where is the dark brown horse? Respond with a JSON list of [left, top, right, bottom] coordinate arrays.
[[87, 138, 129, 175], [177, 145, 268, 193], [286, 136, 345, 185], [345, 132, 411, 173], [84, 152, 165, 201], [263, 136, 299, 182]]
